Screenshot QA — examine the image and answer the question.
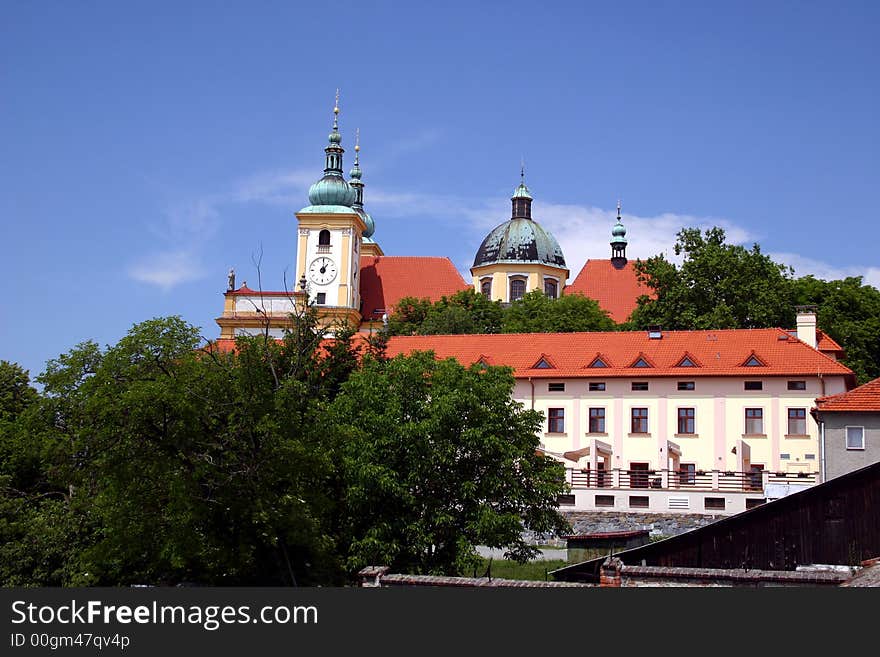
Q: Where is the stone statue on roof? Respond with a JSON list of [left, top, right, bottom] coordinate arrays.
[[227, 268, 235, 291]]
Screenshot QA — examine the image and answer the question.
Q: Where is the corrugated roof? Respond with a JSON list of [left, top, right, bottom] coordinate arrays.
[[359, 255, 469, 320], [565, 259, 649, 323], [384, 328, 854, 379], [815, 376, 880, 412]]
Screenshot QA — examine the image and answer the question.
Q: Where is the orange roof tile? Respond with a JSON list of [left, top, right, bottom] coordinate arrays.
[[817, 330, 845, 355], [565, 259, 650, 323], [385, 328, 854, 380], [815, 377, 880, 412], [359, 256, 469, 320]]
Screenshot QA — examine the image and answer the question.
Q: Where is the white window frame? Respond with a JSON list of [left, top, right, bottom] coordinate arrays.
[[845, 426, 865, 450]]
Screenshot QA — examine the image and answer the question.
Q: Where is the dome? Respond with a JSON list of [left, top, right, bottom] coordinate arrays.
[[356, 208, 375, 238], [611, 219, 627, 242], [308, 174, 356, 207], [473, 218, 566, 268]]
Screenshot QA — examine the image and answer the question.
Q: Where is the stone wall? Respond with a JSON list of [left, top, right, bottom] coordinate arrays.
[[524, 511, 724, 547]]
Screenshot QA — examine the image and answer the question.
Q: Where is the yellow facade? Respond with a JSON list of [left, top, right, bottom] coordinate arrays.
[[470, 262, 568, 303]]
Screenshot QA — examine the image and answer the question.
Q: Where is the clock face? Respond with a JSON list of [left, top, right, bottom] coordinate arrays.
[[308, 257, 337, 285]]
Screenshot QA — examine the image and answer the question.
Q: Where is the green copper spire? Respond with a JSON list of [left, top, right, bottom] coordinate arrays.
[[611, 199, 628, 265], [348, 129, 375, 238], [307, 90, 356, 207]]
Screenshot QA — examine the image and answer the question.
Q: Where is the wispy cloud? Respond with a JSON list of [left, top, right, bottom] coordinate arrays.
[[131, 168, 880, 293], [769, 252, 880, 289], [128, 250, 205, 290]]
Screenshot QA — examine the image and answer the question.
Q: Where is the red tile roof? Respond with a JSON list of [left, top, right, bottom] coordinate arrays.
[[385, 328, 854, 379], [359, 256, 469, 320], [565, 259, 650, 323], [815, 377, 880, 412], [816, 330, 845, 356]]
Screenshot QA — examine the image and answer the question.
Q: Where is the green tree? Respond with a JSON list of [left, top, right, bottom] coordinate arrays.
[[630, 227, 795, 330], [0, 361, 39, 423], [329, 352, 570, 576], [388, 289, 504, 336], [9, 316, 342, 586], [502, 290, 616, 333], [791, 275, 880, 384]]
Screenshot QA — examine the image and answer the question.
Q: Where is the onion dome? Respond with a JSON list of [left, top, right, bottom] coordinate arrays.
[[307, 93, 356, 208], [472, 175, 566, 268]]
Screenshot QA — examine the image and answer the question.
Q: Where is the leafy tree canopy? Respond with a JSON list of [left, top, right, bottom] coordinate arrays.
[[0, 310, 568, 585], [329, 352, 569, 575], [502, 290, 615, 333], [630, 226, 795, 330]]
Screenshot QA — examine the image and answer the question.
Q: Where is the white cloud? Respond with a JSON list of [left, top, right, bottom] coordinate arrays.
[[129, 250, 205, 290], [769, 252, 880, 289], [232, 168, 315, 206]]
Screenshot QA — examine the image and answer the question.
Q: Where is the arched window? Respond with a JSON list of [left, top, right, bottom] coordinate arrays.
[[318, 230, 331, 246], [480, 278, 492, 299], [510, 278, 526, 302], [544, 279, 558, 299]]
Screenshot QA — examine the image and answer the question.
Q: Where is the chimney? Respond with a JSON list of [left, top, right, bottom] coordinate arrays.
[[795, 305, 818, 349], [599, 557, 623, 587]]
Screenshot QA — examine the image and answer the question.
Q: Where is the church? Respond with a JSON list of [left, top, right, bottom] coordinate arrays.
[[214, 100, 856, 516], [216, 99, 646, 340]]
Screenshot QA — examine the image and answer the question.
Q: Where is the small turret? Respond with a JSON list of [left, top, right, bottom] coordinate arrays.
[[610, 200, 627, 268]]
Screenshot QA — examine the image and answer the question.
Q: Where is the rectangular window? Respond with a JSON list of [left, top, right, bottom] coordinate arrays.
[[631, 382, 649, 391], [557, 494, 576, 506], [589, 407, 606, 433], [631, 408, 649, 433], [677, 381, 695, 391], [679, 463, 696, 486], [744, 381, 763, 391], [588, 382, 606, 391], [746, 498, 766, 510], [548, 408, 565, 433], [787, 408, 807, 435], [629, 496, 650, 509], [316, 292, 326, 305], [705, 497, 726, 511], [745, 408, 764, 435], [677, 408, 695, 434], [595, 494, 615, 507], [787, 380, 807, 391], [548, 382, 565, 392], [846, 426, 865, 450]]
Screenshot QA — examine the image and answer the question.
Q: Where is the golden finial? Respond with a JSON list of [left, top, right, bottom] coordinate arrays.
[[334, 88, 340, 115], [354, 128, 360, 164], [617, 199, 622, 217]]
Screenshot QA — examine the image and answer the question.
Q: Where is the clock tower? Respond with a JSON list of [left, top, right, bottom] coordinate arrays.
[[295, 94, 366, 330]]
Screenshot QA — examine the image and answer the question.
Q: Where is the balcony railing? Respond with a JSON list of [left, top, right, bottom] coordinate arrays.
[[567, 468, 817, 493]]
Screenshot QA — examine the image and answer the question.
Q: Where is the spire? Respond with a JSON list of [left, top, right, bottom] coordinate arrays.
[[348, 129, 375, 238], [349, 128, 363, 208], [511, 163, 533, 220], [611, 199, 628, 266], [307, 90, 356, 207]]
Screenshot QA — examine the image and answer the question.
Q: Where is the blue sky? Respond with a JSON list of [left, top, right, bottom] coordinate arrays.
[[2, 1, 878, 381]]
